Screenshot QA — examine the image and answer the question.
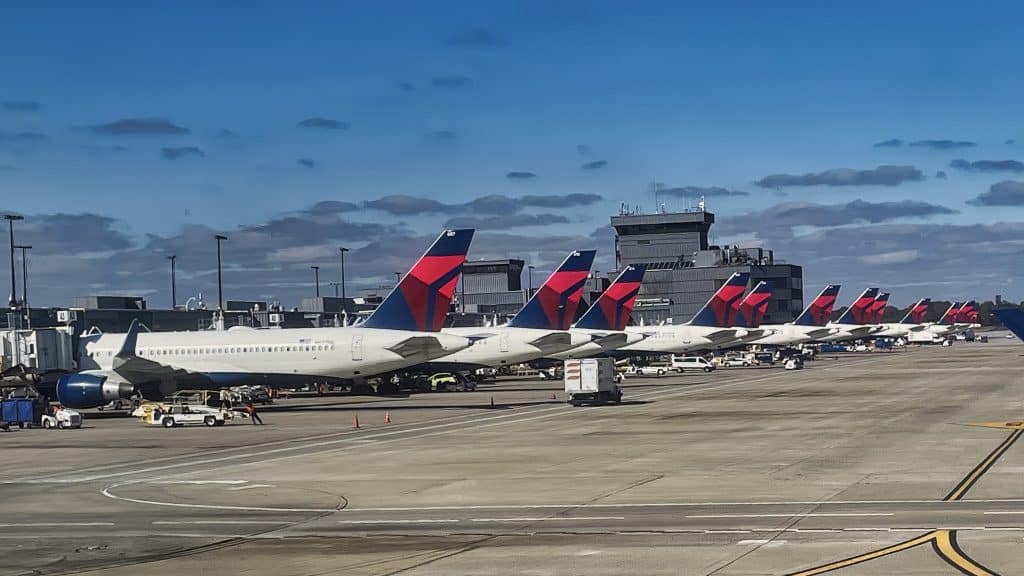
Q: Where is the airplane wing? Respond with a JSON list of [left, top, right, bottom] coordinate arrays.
[[804, 328, 835, 339], [527, 332, 573, 353], [386, 335, 448, 359]]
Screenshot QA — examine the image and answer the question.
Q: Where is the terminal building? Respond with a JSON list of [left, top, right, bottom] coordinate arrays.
[[611, 208, 803, 325]]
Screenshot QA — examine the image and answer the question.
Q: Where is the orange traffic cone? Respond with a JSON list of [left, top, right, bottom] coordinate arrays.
[[352, 414, 360, 429], [384, 411, 391, 424]]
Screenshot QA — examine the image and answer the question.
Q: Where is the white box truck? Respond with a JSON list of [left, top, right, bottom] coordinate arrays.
[[564, 358, 622, 406]]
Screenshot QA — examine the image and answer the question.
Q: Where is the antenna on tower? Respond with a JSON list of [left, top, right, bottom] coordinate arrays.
[[698, 195, 706, 212]]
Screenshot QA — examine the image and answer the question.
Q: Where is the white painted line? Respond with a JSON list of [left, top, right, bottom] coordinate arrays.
[[686, 513, 894, 519], [101, 485, 338, 513], [470, 516, 625, 523], [737, 539, 772, 545], [227, 484, 274, 491], [150, 480, 248, 485], [342, 498, 1024, 512], [336, 519, 460, 525], [153, 520, 284, 525], [0, 522, 114, 527], [983, 511, 1024, 515], [704, 530, 751, 534]]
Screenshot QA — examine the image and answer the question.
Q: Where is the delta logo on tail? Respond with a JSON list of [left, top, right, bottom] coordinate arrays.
[[510, 250, 596, 330], [732, 281, 771, 328], [362, 229, 475, 331], [940, 301, 964, 325], [836, 287, 880, 324], [957, 301, 979, 323], [901, 298, 931, 324], [866, 292, 890, 324], [576, 264, 646, 331], [689, 272, 750, 327], [793, 284, 841, 326]]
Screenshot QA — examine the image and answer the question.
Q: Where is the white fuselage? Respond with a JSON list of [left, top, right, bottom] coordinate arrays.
[[435, 326, 586, 368], [872, 323, 925, 338], [817, 323, 880, 343], [620, 325, 740, 355], [752, 324, 837, 346], [81, 326, 471, 380]]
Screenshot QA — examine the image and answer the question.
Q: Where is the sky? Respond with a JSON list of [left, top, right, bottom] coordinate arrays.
[[3, 1, 1024, 308]]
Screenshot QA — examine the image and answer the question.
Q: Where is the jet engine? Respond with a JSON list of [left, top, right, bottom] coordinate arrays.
[[56, 371, 134, 409]]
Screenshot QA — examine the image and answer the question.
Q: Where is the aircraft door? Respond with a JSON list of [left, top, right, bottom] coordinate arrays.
[[351, 335, 363, 361], [499, 332, 510, 353]]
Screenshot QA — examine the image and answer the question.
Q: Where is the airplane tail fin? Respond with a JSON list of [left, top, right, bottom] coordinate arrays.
[[793, 284, 841, 326], [688, 272, 750, 327], [957, 300, 979, 323], [994, 308, 1024, 341], [732, 281, 771, 328], [835, 287, 880, 324], [899, 298, 931, 324], [867, 292, 890, 323], [362, 229, 475, 331], [940, 301, 964, 325], [575, 264, 646, 331], [509, 250, 596, 330]]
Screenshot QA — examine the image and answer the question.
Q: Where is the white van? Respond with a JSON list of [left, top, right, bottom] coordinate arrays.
[[671, 355, 715, 373]]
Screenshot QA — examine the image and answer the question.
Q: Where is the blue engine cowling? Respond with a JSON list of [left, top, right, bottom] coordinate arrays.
[[56, 372, 135, 409]]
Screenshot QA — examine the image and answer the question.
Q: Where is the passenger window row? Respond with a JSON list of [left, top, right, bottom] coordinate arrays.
[[89, 343, 334, 358]]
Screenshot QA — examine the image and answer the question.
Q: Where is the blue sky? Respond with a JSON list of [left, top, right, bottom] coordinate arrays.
[[3, 1, 1024, 306]]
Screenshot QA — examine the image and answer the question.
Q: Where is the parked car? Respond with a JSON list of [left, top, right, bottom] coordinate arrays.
[[429, 373, 459, 391], [724, 357, 754, 367], [629, 365, 668, 377], [671, 356, 715, 373]]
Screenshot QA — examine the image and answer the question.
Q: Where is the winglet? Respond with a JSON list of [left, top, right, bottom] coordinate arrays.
[[362, 229, 475, 331], [688, 272, 750, 327], [836, 287, 880, 324], [793, 284, 841, 326], [575, 264, 646, 331], [509, 250, 596, 330]]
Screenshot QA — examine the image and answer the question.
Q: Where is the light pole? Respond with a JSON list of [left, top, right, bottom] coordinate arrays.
[[167, 255, 177, 309], [339, 247, 349, 300], [14, 245, 30, 327], [311, 265, 320, 297], [328, 281, 341, 297], [4, 214, 23, 308], [215, 234, 227, 310], [527, 265, 535, 298], [394, 271, 401, 286]]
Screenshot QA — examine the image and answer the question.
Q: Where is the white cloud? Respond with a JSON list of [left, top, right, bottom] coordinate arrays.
[[859, 249, 920, 266]]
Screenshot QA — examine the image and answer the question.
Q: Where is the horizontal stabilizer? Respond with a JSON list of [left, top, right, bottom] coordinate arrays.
[[591, 332, 628, 349], [387, 335, 448, 358], [527, 332, 574, 353]]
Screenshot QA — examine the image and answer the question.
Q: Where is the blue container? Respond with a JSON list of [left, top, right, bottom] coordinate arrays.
[[1, 400, 17, 423]]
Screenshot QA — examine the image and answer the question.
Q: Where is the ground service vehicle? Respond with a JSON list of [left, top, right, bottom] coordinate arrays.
[[41, 408, 82, 429], [429, 373, 458, 391], [629, 364, 667, 377], [151, 404, 229, 427], [671, 356, 715, 373], [565, 358, 622, 406]]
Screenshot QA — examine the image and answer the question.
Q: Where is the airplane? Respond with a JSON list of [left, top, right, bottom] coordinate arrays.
[[617, 272, 751, 355], [873, 298, 931, 338], [57, 229, 477, 408], [426, 250, 598, 372], [720, 280, 773, 347], [993, 308, 1024, 341], [551, 263, 648, 360], [751, 284, 842, 347], [921, 301, 965, 336], [818, 287, 883, 342]]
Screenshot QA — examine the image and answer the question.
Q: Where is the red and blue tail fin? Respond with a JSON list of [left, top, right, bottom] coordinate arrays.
[[957, 300, 979, 323], [994, 308, 1024, 341], [940, 302, 964, 325], [793, 284, 841, 326], [509, 250, 596, 330], [362, 229, 474, 331], [575, 264, 646, 331], [732, 280, 771, 328], [900, 298, 931, 324], [688, 272, 750, 327], [836, 287, 880, 324], [867, 292, 889, 323]]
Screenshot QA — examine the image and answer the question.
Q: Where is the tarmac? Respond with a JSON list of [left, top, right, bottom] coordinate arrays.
[[1, 337, 1022, 575]]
